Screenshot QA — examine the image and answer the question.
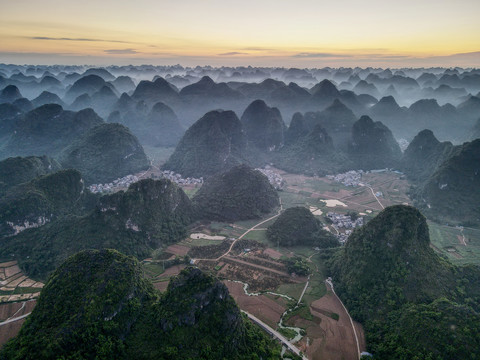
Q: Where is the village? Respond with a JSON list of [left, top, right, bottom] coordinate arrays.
[[157, 170, 203, 186], [326, 212, 365, 244], [88, 174, 140, 193], [256, 166, 285, 190], [88, 170, 204, 194], [327, 170, 364, 187]]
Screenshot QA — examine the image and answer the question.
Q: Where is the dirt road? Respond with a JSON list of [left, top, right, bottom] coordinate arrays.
[[194, 200, 283, 262], [243, 310, 308, 360]]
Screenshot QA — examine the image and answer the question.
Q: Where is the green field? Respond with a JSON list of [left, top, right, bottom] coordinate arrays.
[[242, 230, 269, 244], [183, 188, 199, 198], [187, 238, 225, 247], [303, 179, 345, 193], [0, 287, 40, 295], [276, 282, 307, 301], [279, 191, 310, 209], [302, 272, 327, 307], [143, 262, 165, 277], [428, 221, 480, 265]]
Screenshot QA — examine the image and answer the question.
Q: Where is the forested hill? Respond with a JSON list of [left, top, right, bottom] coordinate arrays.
[[328, 205, 480, 359], [0, 250, 281, 360]]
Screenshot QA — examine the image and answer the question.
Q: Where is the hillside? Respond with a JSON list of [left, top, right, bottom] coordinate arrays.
[[470, 117, 480, 140], [240, 99, 285, 151], [267, 206, 338, 248], [0, 179, 193, 279], [162, 110, 247, 178], [0, 156, 61, 196], [112, 101, 184, 148], [1, 105, 103, 159], [60, 123, 149, 184], [328, 205, 455, 321], [274, 124, 350, 176], [192, 164, 279, 221], [370, 298, 480, 359], [413, 139, 480, 225], [347, 115, 402, 170], [327, 205, 480, 358], [0, 169, 94, 237], [0, 253, 280, 360], [127, 267, 280, 359], [0, 249, 156, 360], [401, 129, 454, 184], [303, 99, 357, 150]]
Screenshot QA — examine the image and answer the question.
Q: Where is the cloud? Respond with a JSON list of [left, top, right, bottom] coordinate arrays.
[[29, 36, 130, 44], [218, 52, 248, 56], [293, 52, 353, 58], [104, 49, 138, 54], [241, 47, 275, 52]]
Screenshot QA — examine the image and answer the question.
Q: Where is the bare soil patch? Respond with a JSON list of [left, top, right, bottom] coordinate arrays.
[[165, 244, 190, 256], [153, 281, 169, 293], [305, 289, 365, 360], [263, 248, 283, 260], [0, 318, 25, 347], [159, 264, 186, 279], [0, 300, 37, 348], [224, 281, 286, 328], [4, 265, 21, 279]]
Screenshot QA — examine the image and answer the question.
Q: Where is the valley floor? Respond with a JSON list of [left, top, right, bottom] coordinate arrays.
[[2, 169, 480, 358]]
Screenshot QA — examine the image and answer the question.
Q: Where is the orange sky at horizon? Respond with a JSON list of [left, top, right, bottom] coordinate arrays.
[[1, 0, 479, 67]]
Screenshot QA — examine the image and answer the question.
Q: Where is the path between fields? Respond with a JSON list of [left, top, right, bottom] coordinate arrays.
[[286, 186, 381, 211], [223, 256, 291, 277], [194, 200, 283, 262], [242, 310, 308, 360], [297, 275, 310, 305], [0, 313, 31, 327], [364, 184, 384, 210], [326, 278, 361, 360], [460, 228, 467, 246]]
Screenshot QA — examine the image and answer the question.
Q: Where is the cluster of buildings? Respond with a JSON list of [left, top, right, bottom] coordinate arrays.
[[159, 170, 203, 186], [327, 170, 364, 187], [88, 174, 140, 193], [256, 166, 285, 190], [326, 212, 364, 244]]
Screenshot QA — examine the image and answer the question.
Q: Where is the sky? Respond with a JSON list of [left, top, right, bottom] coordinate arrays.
[[1, 0, 479, 68]]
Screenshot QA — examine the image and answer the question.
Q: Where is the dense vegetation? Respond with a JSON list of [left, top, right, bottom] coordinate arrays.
[[267, 206, 338, 248], [127, 267, 280, 359], [412, 138, 480, 226], [240, 99, 285, 151], [0, 252, 281, 359], [0, 249, 156, 360], [192, 164, 279, 221], [0, 179, 193, 279], [274, 124, 349, 176], [401, 129, 454, 184], [0, 104, 103, 159], [162, 110, 247, 178], [110, 100, 185, 148], [327, 205, 480, 359], [0, 169, 96, 237], [347, 115, 402, 170], [0, 155, 61, 196], [60, 123, 149, 184]]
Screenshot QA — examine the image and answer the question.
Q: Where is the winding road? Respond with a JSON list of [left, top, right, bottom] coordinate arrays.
[[242, 310, 308, 360], [194, 200, 283, 263]]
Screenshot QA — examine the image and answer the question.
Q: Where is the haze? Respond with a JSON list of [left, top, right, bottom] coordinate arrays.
[[1, 0, 480, 67]]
